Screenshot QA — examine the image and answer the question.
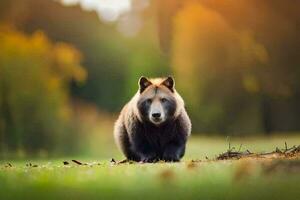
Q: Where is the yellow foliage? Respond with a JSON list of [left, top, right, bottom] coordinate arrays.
[[0, 25, 87, 83], [0, 24, 87, 152], [53, 43, 87, 82], [243, 74, 260, 93]]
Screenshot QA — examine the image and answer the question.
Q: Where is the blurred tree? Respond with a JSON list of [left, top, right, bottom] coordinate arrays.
[[163, 0, 300, 134], [171, 2, 266, 134], [0, 0, 170, 112], [0, 25, 86, 155]]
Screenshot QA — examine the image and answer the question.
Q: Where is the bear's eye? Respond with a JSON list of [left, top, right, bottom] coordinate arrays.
[[161, 98, 168, 103], [145, 98, 152, 104]]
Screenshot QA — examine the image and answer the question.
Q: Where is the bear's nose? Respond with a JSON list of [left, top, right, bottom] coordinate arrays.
[[152, 112, 161, 119]]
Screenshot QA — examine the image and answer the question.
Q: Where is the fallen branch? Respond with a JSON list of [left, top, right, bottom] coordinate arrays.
[[72, 159, 87, 165], [217, 143, 300, 160]]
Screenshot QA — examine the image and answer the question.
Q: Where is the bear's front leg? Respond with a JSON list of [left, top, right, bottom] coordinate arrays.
[[132, 140, 159, 163], [162, 142, 186, 162]]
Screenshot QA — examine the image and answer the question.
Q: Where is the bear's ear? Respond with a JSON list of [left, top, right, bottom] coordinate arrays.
[[138, 76, 152, 93], [162, 76, 175, 92]]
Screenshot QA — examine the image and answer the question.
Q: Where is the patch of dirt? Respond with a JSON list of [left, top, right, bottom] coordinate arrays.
[[262, 159, 300, 174], [158, 169, 175, 181], [186, 161, 199, 170], [234, 160, 256, 181], [217, 144, 300, 161]]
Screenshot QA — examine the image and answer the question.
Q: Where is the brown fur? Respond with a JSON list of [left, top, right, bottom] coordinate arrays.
[[114, 76, 191, 162]]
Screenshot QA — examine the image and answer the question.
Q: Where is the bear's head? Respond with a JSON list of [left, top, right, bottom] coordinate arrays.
[[136, 76, 183, 126]]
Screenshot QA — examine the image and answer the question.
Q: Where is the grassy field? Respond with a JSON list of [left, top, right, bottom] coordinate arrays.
[[1, 135, 300, 200]]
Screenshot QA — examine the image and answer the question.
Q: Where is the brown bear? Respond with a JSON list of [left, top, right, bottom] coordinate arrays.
[[114, 76, 191, 162]]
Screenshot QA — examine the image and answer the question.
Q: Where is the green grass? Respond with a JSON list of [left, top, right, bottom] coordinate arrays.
[[1, 135, 300, 200]]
